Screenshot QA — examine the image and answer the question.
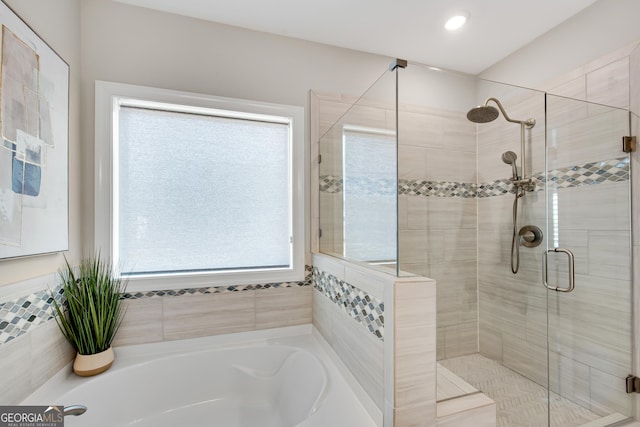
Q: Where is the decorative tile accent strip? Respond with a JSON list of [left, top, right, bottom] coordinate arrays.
[[312, 267, 384, 340], [476, 178, 520, 198], [0, 265, 313, 346], [546, 157, 629, 188], [0, 285, 63, 345], [122, 265, 313, 300], [319, 175, 343, 193], [321, 157, 630, 199], [398, 179, 477, 198]]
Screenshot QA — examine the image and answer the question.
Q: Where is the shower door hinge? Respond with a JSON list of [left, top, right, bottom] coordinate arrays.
[[622, 136, 636, 153], [389, 58, 408, 71], [626, 375, 640, 393], [318, 228, 323, 238], [318, 154, 322, 164]]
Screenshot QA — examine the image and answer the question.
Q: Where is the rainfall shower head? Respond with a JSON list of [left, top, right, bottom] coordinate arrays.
[[502, 151, 519, 180], [466, 97, 536, 128], [466, 105, 499, 123]]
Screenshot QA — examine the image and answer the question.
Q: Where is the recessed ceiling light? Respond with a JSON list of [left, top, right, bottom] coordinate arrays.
[[444, 13, 468, 31]]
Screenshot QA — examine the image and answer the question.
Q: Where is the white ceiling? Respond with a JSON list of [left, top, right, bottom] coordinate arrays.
[[114, 0, 599, 74]]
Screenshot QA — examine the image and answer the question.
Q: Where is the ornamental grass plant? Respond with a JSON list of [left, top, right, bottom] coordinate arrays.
[[51, 255, 127, 355]]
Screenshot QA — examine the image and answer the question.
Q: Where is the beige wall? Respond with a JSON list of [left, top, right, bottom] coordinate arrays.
[[1, 0, 82, 286]]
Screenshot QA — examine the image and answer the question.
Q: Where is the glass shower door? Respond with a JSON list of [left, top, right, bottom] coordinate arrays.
[[545, 94, 633, 425]]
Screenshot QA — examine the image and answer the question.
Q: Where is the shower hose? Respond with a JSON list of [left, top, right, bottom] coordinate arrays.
[[510, 188, 525, 274]]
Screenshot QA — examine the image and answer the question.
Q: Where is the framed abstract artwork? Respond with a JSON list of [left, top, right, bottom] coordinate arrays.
[[0, 1, 69, 259]]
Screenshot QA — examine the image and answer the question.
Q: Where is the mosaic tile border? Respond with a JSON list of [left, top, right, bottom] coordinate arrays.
[[312, 267, 384, 340], [0, 285, 63, 345], [398, 180, 476, 198], [320, 156, 630, 199], [0, 265, 313, 346], [122, 265, 313, 299]]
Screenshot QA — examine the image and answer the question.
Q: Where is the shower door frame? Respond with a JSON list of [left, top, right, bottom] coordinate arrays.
[[544, 92, 635, 424]]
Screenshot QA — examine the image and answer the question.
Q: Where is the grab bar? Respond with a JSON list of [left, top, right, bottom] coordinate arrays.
[[64, 405, 87, 416], [542, 248, 575, 293]]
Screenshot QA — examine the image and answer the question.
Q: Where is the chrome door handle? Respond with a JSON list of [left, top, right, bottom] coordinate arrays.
[[542, 248, 575, 293]]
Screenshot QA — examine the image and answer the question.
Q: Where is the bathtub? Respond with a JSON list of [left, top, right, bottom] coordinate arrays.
[[23, 325, 380, 427]]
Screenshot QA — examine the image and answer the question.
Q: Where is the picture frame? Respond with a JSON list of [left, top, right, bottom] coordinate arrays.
[[0, 0, 69, 260]]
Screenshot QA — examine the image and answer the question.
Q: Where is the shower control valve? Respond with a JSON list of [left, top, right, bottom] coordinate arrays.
[[518, 225, 543, 248], [511, 178, 535, 192]]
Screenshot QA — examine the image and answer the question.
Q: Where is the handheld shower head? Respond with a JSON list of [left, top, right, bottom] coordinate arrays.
[[502, 151, 519, 180]]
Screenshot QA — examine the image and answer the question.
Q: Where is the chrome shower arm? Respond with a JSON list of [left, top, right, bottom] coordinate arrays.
[[484, 97, 536, 128]]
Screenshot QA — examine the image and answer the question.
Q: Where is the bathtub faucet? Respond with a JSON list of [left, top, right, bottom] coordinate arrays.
[[64, 405, 87, 416]]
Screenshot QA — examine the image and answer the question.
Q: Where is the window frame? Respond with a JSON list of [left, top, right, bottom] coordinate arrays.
[[95, 81, 305, 292]]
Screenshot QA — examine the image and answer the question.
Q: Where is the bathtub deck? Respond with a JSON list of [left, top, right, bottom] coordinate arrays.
[[22, 325, 380, 427]]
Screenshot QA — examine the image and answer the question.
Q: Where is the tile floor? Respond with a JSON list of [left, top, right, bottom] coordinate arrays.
[[438, 354, 621, 427]]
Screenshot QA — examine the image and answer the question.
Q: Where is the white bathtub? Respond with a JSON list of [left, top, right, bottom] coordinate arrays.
[[23, 325, 380, 427]]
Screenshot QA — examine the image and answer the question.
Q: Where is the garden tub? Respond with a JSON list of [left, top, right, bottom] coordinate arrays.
[[23, 325, 379, 427]]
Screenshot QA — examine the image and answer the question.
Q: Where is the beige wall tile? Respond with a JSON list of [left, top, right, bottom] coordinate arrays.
[[442, 113, 477, 153], [425, 148, 476, 183], [588, 230, 631, 280], [399, 145, 428, 180], [312, 288, 334, 344], [29, 320, 74, 390], [479, 326, 502, 363], [502, 331, 548, 387], [547, 106, 628, 170], [113, 297, 163, 347], [398, 110, 444, 149], [394, 280, 436, 408], [586, 57, 630, 109], [395, 324, 436, 407], [255, 286, 311, 329], [312, 253, 346, 281], [556, 183, 630, 232], [443, 323, 477, 359], [590, 368, 632, 416], [393, 403, 437, 427], [0, 334, 33, 404], [331, 306, 384, 408], [163, 292, 256, 340], [416, 198, 477, 231], [443, 229, 477, 262], [549, 75, 587, 100], [631, 46, 640, 116], [548, 352, 591, 410], [436, 393, 495, 427], [344, 263, 391, 300]]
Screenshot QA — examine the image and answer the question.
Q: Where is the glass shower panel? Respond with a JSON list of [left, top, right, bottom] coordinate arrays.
[[318, 69, 398, 273], [545, 94, 632, 425]]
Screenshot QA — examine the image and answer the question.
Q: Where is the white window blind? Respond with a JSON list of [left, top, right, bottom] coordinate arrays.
[[117, 104, 291, 276]]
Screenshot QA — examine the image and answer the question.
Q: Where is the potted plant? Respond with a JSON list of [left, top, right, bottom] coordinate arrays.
[[50, 254, 127, 377]]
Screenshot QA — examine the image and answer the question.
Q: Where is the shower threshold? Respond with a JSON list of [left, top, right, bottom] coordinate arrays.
[[438, 354, 633, 427]]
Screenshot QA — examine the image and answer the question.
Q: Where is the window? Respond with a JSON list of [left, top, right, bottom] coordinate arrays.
[[342, 126, 396, 262], [95, 82, 304, 291]]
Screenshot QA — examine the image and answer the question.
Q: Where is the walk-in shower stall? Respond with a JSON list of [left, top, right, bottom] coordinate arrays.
[[317, 60, 634, 426]]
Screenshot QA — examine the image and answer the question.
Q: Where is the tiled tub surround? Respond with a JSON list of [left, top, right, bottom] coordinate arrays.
[[312, 267, 384, 340], [312, 253, 438, 426], [0, 266, 313, 404]]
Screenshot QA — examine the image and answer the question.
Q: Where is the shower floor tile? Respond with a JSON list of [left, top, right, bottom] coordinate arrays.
[[439, 354, 603, 427]]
